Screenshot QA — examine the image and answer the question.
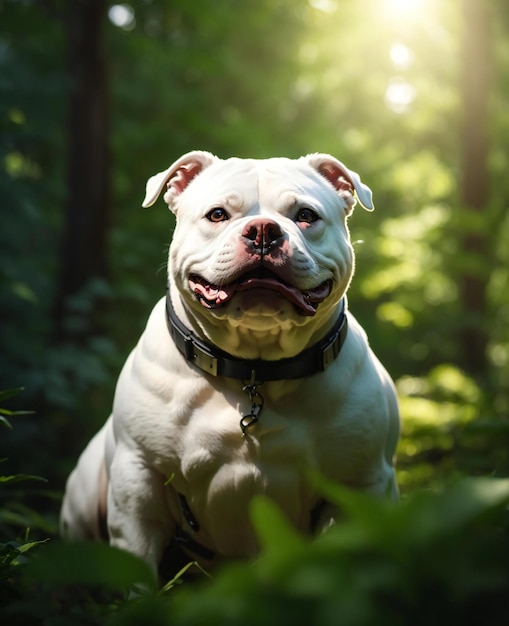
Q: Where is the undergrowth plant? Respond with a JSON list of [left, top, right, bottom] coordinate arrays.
[[1, 388, 509, 625]]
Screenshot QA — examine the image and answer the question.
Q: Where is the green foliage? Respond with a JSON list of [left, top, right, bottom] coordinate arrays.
[[0, 389, 48, 537], [4, 478, 507, 625], [396, 364, 509, 490], [0, 388, 34, 429], [163, 479, 509, 626], [30, 541, 157, 594], [1, 390, 509, 624]]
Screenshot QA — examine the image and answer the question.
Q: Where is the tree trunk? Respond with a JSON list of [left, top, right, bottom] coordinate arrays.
[[54, 0, 110, 338], [458, 0, 491, 376]]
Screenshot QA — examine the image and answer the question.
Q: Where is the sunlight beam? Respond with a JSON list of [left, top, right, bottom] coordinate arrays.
[[382, 0, 426, 21]]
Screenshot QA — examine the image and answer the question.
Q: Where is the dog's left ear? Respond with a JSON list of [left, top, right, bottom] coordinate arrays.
[[142, 150, 219, 210], [304, 154, 374, 212]]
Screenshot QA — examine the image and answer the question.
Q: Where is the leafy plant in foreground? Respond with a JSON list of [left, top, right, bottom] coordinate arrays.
[[1, 386, 508, 625], [162, 477, 509, 626]]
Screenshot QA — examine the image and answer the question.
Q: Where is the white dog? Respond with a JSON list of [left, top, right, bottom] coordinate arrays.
[[60, 151, 400, 578]]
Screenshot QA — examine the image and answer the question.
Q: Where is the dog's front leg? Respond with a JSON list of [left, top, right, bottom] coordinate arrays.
[[107, 442, 174, 575]]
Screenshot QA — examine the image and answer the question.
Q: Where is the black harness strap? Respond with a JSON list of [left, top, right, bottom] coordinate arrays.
[[159, 493, 328, 579], [178, 493, 200, 531], [159, 494, 215, 580], [173, 525, 215, 561]]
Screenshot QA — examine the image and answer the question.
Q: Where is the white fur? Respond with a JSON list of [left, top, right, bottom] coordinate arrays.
[[60, 152, 400, 574]]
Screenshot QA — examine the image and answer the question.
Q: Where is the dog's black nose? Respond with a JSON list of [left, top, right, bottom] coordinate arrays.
[[242, 218, 284, 253]]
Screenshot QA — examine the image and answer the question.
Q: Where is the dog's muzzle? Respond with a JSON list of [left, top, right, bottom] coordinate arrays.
[[189, 271, 332, 317], [189, 217, 333, 317]]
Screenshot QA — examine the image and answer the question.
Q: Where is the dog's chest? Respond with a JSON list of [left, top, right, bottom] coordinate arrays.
[[119, 337, 386, 556], [147, 380, 322, 484], [172, 389, 322, 554], [143, 379, 370, 552]]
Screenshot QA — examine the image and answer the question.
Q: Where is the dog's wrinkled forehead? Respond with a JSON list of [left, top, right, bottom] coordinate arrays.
[[175, 158, 340, 215], [177, 157, 260, 205], [142, 150, 374, 213]]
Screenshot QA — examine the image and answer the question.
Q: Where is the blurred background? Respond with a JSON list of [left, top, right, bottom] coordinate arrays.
[[0, 0, 508, 530]]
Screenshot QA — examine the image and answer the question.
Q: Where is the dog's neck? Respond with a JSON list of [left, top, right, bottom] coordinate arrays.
[[165, 287, 348, 383], [168, 276, 345, 362]]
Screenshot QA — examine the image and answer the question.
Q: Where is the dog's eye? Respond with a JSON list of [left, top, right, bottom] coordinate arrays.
[[206, 207, 230, 222], [296, 207, 319, 224]]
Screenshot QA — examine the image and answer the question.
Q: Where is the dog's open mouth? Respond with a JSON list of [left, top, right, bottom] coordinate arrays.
[[189, 270, 332, 317]]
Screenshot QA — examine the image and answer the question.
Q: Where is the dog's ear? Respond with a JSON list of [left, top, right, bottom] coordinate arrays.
[[142, 151, 219, 210], [304, 154, 374, 213]]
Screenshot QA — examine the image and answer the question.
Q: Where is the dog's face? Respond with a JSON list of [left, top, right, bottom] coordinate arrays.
[[143, 151, 373, 359]]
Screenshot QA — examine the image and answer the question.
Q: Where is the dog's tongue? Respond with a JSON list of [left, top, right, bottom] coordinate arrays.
[[189, 275, 331, 316], [189, 276, 235, 307]]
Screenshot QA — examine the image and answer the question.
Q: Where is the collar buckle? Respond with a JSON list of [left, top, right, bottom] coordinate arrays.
[[321, 325, 344, 370], [188, 339, 218, 376]]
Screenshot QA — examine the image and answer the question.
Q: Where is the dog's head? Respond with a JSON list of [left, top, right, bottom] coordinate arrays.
[[143, 151, 373, 359]]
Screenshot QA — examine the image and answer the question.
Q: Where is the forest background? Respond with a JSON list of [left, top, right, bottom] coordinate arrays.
[[0, 0, 509, 621]]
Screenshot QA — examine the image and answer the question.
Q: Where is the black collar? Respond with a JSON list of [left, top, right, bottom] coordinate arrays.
[[165, 290, 348, 382]]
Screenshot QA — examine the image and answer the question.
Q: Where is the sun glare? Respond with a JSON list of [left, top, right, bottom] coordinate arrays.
[[380, 0, 428, 114], [385, 77, 416, 114], [382, 0, 425, 20], [390, 43, 414, 69], [308, 0, 337, 14], [305, 0, 437, 115], [108, 4, 136, 30]]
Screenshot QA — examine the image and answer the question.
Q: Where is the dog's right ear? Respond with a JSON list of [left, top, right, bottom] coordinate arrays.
[[304, 153, 374, 213], [142, 150, 219, 210]]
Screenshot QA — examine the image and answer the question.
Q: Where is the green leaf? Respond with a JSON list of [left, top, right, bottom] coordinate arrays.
[[0, 415, 12, 429], [29, 541, 157, 594], [0, 474, 47, 485], [307, 470, 392, 526], [250, 495, 305, 556], [164, 473, 175, 486], [0, 387, 24, 402], [0, 408, 35, 417], [404, 477, 509, 542], [160, 560, 212, 594], [17, 538, 50, 554], [3, 538, 50, 566]]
